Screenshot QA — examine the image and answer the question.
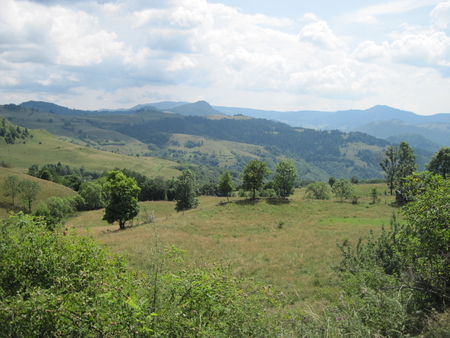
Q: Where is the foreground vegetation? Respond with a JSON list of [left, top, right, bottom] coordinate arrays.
[[3, 173, 450, 336]]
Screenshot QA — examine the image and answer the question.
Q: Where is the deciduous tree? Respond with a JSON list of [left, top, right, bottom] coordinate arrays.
[[103, 171, 141, 230], [332, 178, 354, 202], [19, 179, 41, 213], [427, 146, 450, 179], [380, 142, 417, 195], [242, 160, 271, 199], [3, 175, 21, 206], [218, 170, 235, 202], [273, 159, 297, 198], [175, 169, 199, 212]]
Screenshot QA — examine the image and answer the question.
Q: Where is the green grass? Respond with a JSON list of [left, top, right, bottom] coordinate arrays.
[[66, 183, 398, 308], [0, 128, 180, 177]]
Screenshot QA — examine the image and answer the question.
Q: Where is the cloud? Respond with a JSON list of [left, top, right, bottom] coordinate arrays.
[[298, 21, 345, 50], [347, 0, 440, 24], [431, 1, 450, 30]]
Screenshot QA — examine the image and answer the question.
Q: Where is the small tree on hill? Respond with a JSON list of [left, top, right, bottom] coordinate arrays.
[[273, 159, 298, 198], [175, 169, 199, 212], [332, 178, 354, 202], [218, 170, 235, 202], [19, 179, 41, 213], [242, 160, 271, 199], [3, 175, 21, 206], [103, 171, 141, 230]]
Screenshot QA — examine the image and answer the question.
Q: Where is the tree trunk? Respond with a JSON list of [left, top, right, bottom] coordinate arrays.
[[119, 220, 125, 230]]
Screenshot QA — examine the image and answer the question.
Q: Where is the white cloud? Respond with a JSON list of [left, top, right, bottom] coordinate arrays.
[[298, 21, 346, 50], [0, 0, 450, 115], [431, 1, 450, 29], [347, 0, 440, 24]]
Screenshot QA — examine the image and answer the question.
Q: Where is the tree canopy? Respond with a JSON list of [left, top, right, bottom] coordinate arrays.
[[273, 159, 298, 198], [427, 146, 450, 179], [218, 170, 235, 202], [102, 170, 141, 230], [380, 141, 417, 195], [174, 169, 199, 212], [242, 160, 272, 199]]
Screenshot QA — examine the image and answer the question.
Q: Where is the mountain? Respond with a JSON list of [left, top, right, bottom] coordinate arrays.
[[21, 101, 92, 116], [170, 101, 226, 116]]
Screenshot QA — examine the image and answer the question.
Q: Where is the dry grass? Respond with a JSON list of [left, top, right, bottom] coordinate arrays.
[[65, 183, 398, 306]]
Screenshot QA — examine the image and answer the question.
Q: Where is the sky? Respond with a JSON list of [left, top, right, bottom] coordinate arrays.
[[1, 0, 450, 115]]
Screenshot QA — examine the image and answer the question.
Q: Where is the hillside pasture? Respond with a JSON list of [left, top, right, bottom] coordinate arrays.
[[0, 128, 180, 178], [66, 183, 396, 306]]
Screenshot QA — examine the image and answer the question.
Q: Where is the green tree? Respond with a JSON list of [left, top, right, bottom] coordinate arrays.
[[242, 160, 272, 199], [77, 181, 107, 210], [328, 176, 336, 187], [19, 179, 41, 213], [3, 175, 21, 206], [273, 159, 298, 198], [427, 146, 450, 179], [218, 170, 235, 202], [304, 181, 331, 200], [370, 187, 378, 204], [174, 169, 199, 212], [380, 142, 417, 195], [102, 171, 141, 230], [332, 178, 354, 202]]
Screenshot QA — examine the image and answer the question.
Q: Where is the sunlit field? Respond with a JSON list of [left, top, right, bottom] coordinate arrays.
[[65, 183, 397, 306]]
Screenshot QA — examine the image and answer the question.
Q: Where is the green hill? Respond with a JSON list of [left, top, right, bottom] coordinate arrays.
[[0, 126, 180, 178], [0, 167, 77, 218]]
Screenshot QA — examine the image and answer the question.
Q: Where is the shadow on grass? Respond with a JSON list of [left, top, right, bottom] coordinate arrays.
[[234, 199, 260, 206], [266, 198, 291, 205], [0, 201, 27, 214]]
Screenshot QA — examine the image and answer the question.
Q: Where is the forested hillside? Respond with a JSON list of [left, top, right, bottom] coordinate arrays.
[[1, 102, 433, 180]]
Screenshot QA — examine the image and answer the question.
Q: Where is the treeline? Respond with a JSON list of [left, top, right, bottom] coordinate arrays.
[[27, 162, 103, 191]]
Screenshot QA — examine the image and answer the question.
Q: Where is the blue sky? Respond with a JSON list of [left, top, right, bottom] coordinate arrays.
[[1, 0, 449, 115]]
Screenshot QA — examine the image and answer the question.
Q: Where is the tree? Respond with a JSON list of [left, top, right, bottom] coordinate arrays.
[[332, 178, 354, 202], [304, 181, 331, 200], [380, 142, 417, 195], [175, 169, 199, 212], [328, 176, 336, 187], [218, 170, 235, 202], [78, 181, 107, 210], [370, 187, 378, 204], [242, 160, 272, 199], [3, 175, 21, 206], [19, 179, 41, 213], [103, 171, 141, 230], [427, 147, 450, 179], [273, 159, 298, 198]]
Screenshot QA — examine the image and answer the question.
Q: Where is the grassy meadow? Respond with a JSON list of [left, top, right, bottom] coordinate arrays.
[[66, 183, 397, 307], [0, 128, 180, 178]]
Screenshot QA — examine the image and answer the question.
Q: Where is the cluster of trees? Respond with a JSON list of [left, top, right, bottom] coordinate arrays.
[[27, 162, 103, 191], [0, 118, 30, 144], [304, 177, 359, 203], [3, 175, 41, 213]]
